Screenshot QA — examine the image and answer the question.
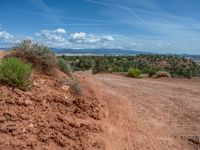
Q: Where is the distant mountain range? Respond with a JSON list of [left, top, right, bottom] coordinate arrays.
[[1, 47, 200, 58], [53, 48, 200, 58], [53, 48, 153, 56]]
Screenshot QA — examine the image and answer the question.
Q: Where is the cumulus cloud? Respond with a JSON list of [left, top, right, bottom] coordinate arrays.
[[102, 35, 114, 41], [69, 32, 86, 41], [35, 28, 66, 42], [0, 31, 14, 40], [69, 32, 114, 44], [53, 28, 66, 34]]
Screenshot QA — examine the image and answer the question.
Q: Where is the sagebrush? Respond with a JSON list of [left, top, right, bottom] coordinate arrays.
[[58, 57, 72, 76], [11, 40, 57, 74]]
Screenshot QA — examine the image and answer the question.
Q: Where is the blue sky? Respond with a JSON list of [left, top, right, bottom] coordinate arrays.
[[0, 0, 200, 54]]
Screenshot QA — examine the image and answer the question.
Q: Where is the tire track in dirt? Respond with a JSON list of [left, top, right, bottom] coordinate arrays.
[[96, 77, 162, 150], [106, 93, 160, 150], [78, 73, 159, 150]]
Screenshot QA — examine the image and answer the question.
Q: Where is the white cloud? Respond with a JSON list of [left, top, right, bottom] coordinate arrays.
[[0, 31, 14, 40], [87, 37, 100, 43], [102, 35, 114, 41], [1, 26, 197, 54], [53, 28, 66, 34], [35, 28, 66, 42], [69, 32, 114, 44], [70, 32, 86, 41]]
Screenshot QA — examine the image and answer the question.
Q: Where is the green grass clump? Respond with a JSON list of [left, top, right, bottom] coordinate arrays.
[[57, 57, 72, 76], [0, 57, 32, 90], [128, 68, 141, 78]]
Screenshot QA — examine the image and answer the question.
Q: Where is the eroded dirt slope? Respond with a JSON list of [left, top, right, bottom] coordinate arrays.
[[0, 69, 105, 150], [76, 71, 200, 150]]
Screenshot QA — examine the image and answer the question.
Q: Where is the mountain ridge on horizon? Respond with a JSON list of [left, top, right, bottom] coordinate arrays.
[[1, 47, 200, 57]]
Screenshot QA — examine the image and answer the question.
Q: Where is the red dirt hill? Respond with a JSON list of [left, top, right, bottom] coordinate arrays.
[[0, 67, 105, 149]]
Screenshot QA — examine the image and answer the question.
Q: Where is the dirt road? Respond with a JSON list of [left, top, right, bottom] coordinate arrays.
[[76, 71, 200, 150]]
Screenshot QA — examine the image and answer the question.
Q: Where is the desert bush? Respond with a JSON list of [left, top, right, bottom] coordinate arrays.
[[11, 40, 57, 74], [128, 68, 141, 78], [152, 71, 171, 78], [66, 78, 82, 95], [0, 57, 32, 90], [58, 57, 72, 77]]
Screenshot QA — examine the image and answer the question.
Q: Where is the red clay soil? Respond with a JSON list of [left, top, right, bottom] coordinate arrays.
[[0, 69, 105, 150], [76, 71, 200, 150]]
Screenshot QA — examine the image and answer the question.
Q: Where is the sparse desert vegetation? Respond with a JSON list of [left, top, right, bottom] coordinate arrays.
[[60, 55, 200, 79]]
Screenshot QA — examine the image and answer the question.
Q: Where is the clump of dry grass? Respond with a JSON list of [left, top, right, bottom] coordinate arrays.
[[66, 78, 82, 95], [152, 71, 171, 78]]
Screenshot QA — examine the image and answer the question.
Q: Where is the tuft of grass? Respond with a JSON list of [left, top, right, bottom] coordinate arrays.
[[66, 78, 82, 95], [57, 57, 72, 77], [138, 73, 149, 78], [127, 68, 141, 78], [153, 71, 171, 78], [0, 57, 32, 90], [11, 40, 57, 75]]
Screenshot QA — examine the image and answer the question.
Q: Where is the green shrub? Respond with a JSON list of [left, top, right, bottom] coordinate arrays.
[[11, 40, 57, 74], [128, 68, 141, 78], [0, 57, 32, 90], [58, 57, 72, 77], [153, 71, 171, 78]]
